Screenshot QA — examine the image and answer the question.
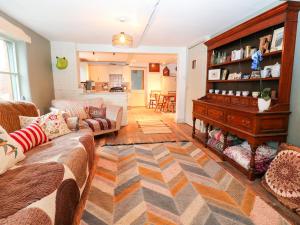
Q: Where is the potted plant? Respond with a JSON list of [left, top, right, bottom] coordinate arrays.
[[258, 88, 271, 112]]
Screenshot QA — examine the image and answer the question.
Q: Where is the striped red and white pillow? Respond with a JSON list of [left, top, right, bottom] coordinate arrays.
[[9, 123, 48, 153]]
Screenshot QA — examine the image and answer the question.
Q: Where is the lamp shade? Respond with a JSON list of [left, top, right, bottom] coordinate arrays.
[[112, 32, 133, 47]]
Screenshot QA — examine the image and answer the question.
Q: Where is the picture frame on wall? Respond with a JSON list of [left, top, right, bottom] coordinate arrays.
[[208, 69, 221, 80], [271, 27, 284, 52]]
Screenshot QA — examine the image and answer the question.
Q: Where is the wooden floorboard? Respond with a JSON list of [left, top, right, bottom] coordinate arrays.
[[94, 107, 300, 224]]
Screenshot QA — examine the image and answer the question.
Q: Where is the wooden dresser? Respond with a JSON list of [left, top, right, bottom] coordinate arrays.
[[192, 1, 300, 180]]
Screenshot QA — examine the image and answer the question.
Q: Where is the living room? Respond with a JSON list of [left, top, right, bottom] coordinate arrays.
[[0, 1, 300, 225]]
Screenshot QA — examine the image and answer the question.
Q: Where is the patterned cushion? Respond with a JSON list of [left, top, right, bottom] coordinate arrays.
[[224, 144, 277, 173], [10, 123, 48, 153], [86, 106, 106, 119], [19, 116, 39, 128], [0, 125, 25, 175], [38, 112, 71, 140], [84, 118, 115, 132], [207, 138, 223, 152], [209, 129, 243, 146], [262, 144, 300, 215]]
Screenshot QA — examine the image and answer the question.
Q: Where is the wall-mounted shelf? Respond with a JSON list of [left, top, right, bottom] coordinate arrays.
[[208, 50, 282, 69]]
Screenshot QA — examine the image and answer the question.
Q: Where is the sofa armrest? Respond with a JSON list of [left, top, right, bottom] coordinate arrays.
[[106, 105, 123, 130]]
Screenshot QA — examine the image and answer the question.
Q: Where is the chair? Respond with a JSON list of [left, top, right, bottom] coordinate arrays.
[[148, 90, 161, 108], [155, 94, 166, 112], [168, 95, 176, 113]]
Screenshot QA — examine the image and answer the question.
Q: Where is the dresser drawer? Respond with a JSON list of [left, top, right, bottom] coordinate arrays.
[[207, 107, 224, 122], [227, 113, 253, 131], [193, 103, 206, 116]]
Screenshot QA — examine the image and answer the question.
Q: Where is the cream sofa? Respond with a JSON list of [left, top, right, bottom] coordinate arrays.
[[51, 98, 123, 136]]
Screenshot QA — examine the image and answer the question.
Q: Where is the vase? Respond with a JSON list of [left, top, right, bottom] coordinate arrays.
[[258, 98, 271, 112]]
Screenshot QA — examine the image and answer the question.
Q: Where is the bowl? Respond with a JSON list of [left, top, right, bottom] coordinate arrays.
[[252, 91, 260, 98], [242, 91, 249, 96], [209, 89, 214, 93], [215, 89, 220, 94]]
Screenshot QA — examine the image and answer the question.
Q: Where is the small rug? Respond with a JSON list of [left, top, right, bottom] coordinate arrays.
[[137, 120, 172, 134], [81, 142, 290, 225]]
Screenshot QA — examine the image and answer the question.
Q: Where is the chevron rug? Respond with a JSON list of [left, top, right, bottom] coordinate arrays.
[[81, 142, 290, 225]]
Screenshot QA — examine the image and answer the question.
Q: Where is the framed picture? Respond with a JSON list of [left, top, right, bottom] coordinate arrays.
[[208, 69, 221, 80], [259, 34, 272, 53], [149, 63, 160, 72], [221, 69, 229, 80], [192, 60, 196, 69], [271, 27, 284, 52]]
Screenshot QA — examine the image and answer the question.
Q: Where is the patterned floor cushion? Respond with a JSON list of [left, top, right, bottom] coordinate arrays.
[[84, 118, 116, 132], [224, 143, 277, 173], [207, 138, 223, 152], [209, 129, 243, 146], [262, 143, 300, 215]]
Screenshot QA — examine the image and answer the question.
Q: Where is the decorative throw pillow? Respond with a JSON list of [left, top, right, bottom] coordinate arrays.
[[87, 106, 106, 119], [38, 111, 71, 140], [19, 116, 39, 128], [0, 125, 25, 175], [65, 117, 79, 131], [10, 123, 48, 153], [263, 148, 300, 215]]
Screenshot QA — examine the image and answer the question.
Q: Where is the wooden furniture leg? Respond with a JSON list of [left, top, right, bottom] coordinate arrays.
[[248, 143, 258, 181], [222, 131, 228, 152], [205, 123, 209, 148], [192, 117, 196, 138]]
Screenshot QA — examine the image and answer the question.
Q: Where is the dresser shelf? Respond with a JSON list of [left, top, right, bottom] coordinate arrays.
[[208, 50, 282, 69], [208, 77, 280, 83]]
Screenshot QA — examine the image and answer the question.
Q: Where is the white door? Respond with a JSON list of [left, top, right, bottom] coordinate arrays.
[[128, 69, 145, 106]]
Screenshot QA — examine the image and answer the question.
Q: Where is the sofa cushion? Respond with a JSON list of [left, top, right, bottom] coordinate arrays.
[[86, 106, 106, 119], [0, 101, 39, 133], [52, 98, 104, 120], [262, 144, 300, 215], [0, 125, 25, 175], [19, 116, 39, 128], [38, 112, 71, 140], [9, 123, 48, 153], [84, 118, 115, 132]]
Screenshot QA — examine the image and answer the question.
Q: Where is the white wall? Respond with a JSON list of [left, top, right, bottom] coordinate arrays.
[[185, 43, 207, 130], [288, 12, 300, 146], [51, 42, 187, 122], [79, 62, 89, 82]]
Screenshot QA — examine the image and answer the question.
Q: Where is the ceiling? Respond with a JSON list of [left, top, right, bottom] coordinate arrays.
[[0, 0, 279, 47], [79, 52, 177, 64]]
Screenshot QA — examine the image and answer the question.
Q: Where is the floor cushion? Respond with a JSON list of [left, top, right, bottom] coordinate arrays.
[[209, 129, 243, 146], [84, 118, 115, 132], [224, 143, 277, 173], [262, 143, 300, 215], [207, 138, 223, 152]]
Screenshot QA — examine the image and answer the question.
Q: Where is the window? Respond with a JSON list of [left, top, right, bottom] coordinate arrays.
[[0, 38, 19, 100], [109, 74, 123, 87], [131, 70, 144, 90]]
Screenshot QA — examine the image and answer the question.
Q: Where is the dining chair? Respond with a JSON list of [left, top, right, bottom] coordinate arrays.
[[155, 94, 166, 112], [148, 90, 161, 108]]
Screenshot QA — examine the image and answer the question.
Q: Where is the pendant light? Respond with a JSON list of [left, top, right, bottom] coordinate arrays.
[[112, 32, 133, 47]]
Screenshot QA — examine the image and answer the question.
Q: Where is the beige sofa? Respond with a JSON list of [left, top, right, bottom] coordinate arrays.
[[51, 98, 123, 136], [0, 101, 95, 225]]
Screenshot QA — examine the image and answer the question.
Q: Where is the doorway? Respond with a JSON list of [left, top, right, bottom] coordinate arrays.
[[128, 69, 145, 106]]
